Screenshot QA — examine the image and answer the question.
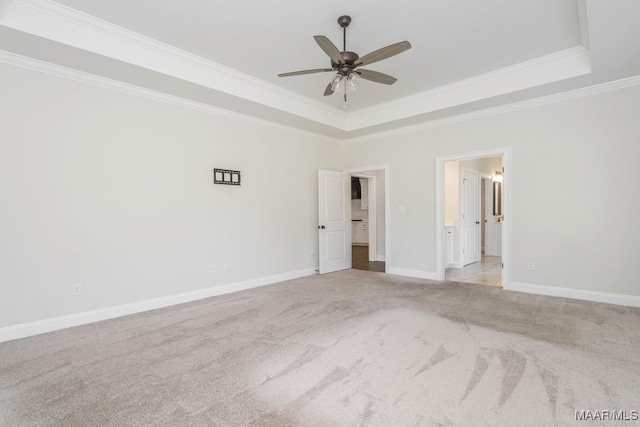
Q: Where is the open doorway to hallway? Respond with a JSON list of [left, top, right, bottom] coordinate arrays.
[[444, 156, 503, 287], [349, 169, 387, 273]]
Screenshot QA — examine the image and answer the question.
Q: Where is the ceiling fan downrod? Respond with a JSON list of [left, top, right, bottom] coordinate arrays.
[[338, 15, 351, 52]]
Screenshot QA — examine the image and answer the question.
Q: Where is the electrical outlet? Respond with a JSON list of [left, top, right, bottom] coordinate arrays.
[[410, 251, 416, 260], [72, 283, 82, 296], [528, 262, 535, 271], [223, 262, 229, 272]]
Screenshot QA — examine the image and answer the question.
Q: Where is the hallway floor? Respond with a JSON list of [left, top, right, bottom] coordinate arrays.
[[352, 245, 385, 273], [445, 255, 502, 287]]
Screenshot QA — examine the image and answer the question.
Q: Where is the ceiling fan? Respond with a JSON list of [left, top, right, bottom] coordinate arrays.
[[278, 15, 411, 102]]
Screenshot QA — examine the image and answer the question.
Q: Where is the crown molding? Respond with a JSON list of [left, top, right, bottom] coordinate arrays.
[[342, 74, 640, 145], [577, 0, 590, 49], [2, 46, 635, 147], [0, 49, 342, 145], [346, 45, 591, 131], [0, 0, 347, 129]]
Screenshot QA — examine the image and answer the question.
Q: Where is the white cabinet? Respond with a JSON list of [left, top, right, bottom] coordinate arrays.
[[444, 226, 454, 266], [352, 221, 369, 245], [357, 222, 368, 244], [487, 222, 502, 256]]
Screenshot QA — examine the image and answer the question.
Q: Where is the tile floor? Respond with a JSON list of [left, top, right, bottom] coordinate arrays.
[[445, 255, 502, 287]]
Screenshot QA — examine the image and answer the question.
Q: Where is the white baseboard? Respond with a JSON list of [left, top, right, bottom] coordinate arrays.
[[0, 268, 316, 343], [510, 281, 640, 307], [447, 262, 463, 269], [387, 267, 438, 281], [376, 255, 386, 262]]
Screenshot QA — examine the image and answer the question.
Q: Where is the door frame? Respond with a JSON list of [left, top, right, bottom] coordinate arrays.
[[345, 164, 390, 273], [435, 147, 511, 289]]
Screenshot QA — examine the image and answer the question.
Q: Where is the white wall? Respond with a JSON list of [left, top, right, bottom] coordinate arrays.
[[0, 63, 341, 329], [343, 84, 640, 297], [459, 157, 502, 178], [351, 200, 367, 220]]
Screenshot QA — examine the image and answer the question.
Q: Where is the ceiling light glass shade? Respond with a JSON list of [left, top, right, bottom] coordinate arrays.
[[347, 72, 359, 91], [493, 171, 503, 182], [330, 73, 344, 92]]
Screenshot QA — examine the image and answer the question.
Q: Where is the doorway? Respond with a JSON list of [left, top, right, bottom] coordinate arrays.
[[445, 173, 503, 286], [346, 166, 389, 273], [436, 148, 510, 289]]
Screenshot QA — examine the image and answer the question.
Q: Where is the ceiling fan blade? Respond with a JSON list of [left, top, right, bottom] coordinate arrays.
[[354, 41, 411, 67], [323, 83, 334, 96], [357, 69, 398, 85], [278, 68, 334, 77], [314, 35, 345, 65]]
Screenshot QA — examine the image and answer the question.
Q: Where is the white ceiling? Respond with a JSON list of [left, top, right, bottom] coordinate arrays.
[[0, 0, 638, 140]]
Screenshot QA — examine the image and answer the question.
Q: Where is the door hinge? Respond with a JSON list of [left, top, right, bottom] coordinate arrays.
[[501, 263, 504, 268]]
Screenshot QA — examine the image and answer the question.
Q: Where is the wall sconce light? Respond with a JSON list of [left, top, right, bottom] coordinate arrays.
[[493, 170, 503, 183]]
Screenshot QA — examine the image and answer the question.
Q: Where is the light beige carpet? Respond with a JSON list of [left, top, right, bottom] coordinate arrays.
[[1, 270, 639, 426]]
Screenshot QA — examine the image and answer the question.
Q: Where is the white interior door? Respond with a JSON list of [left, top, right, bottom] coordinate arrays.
[[462, 168, 480, 266], [318, 170, 351, 274]]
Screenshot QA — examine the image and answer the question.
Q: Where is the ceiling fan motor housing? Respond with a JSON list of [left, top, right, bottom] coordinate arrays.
[[332, 51, 359, 75]]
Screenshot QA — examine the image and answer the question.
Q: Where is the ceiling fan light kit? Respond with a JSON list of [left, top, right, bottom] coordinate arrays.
[[330, 73, 343, 92], [278, 15, 411, 105]]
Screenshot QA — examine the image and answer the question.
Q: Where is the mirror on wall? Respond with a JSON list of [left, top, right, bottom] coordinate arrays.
[[493, 181, 502, 216]]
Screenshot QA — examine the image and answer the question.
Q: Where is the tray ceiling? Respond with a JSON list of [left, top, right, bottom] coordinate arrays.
[[0, 0, 638, 140]]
